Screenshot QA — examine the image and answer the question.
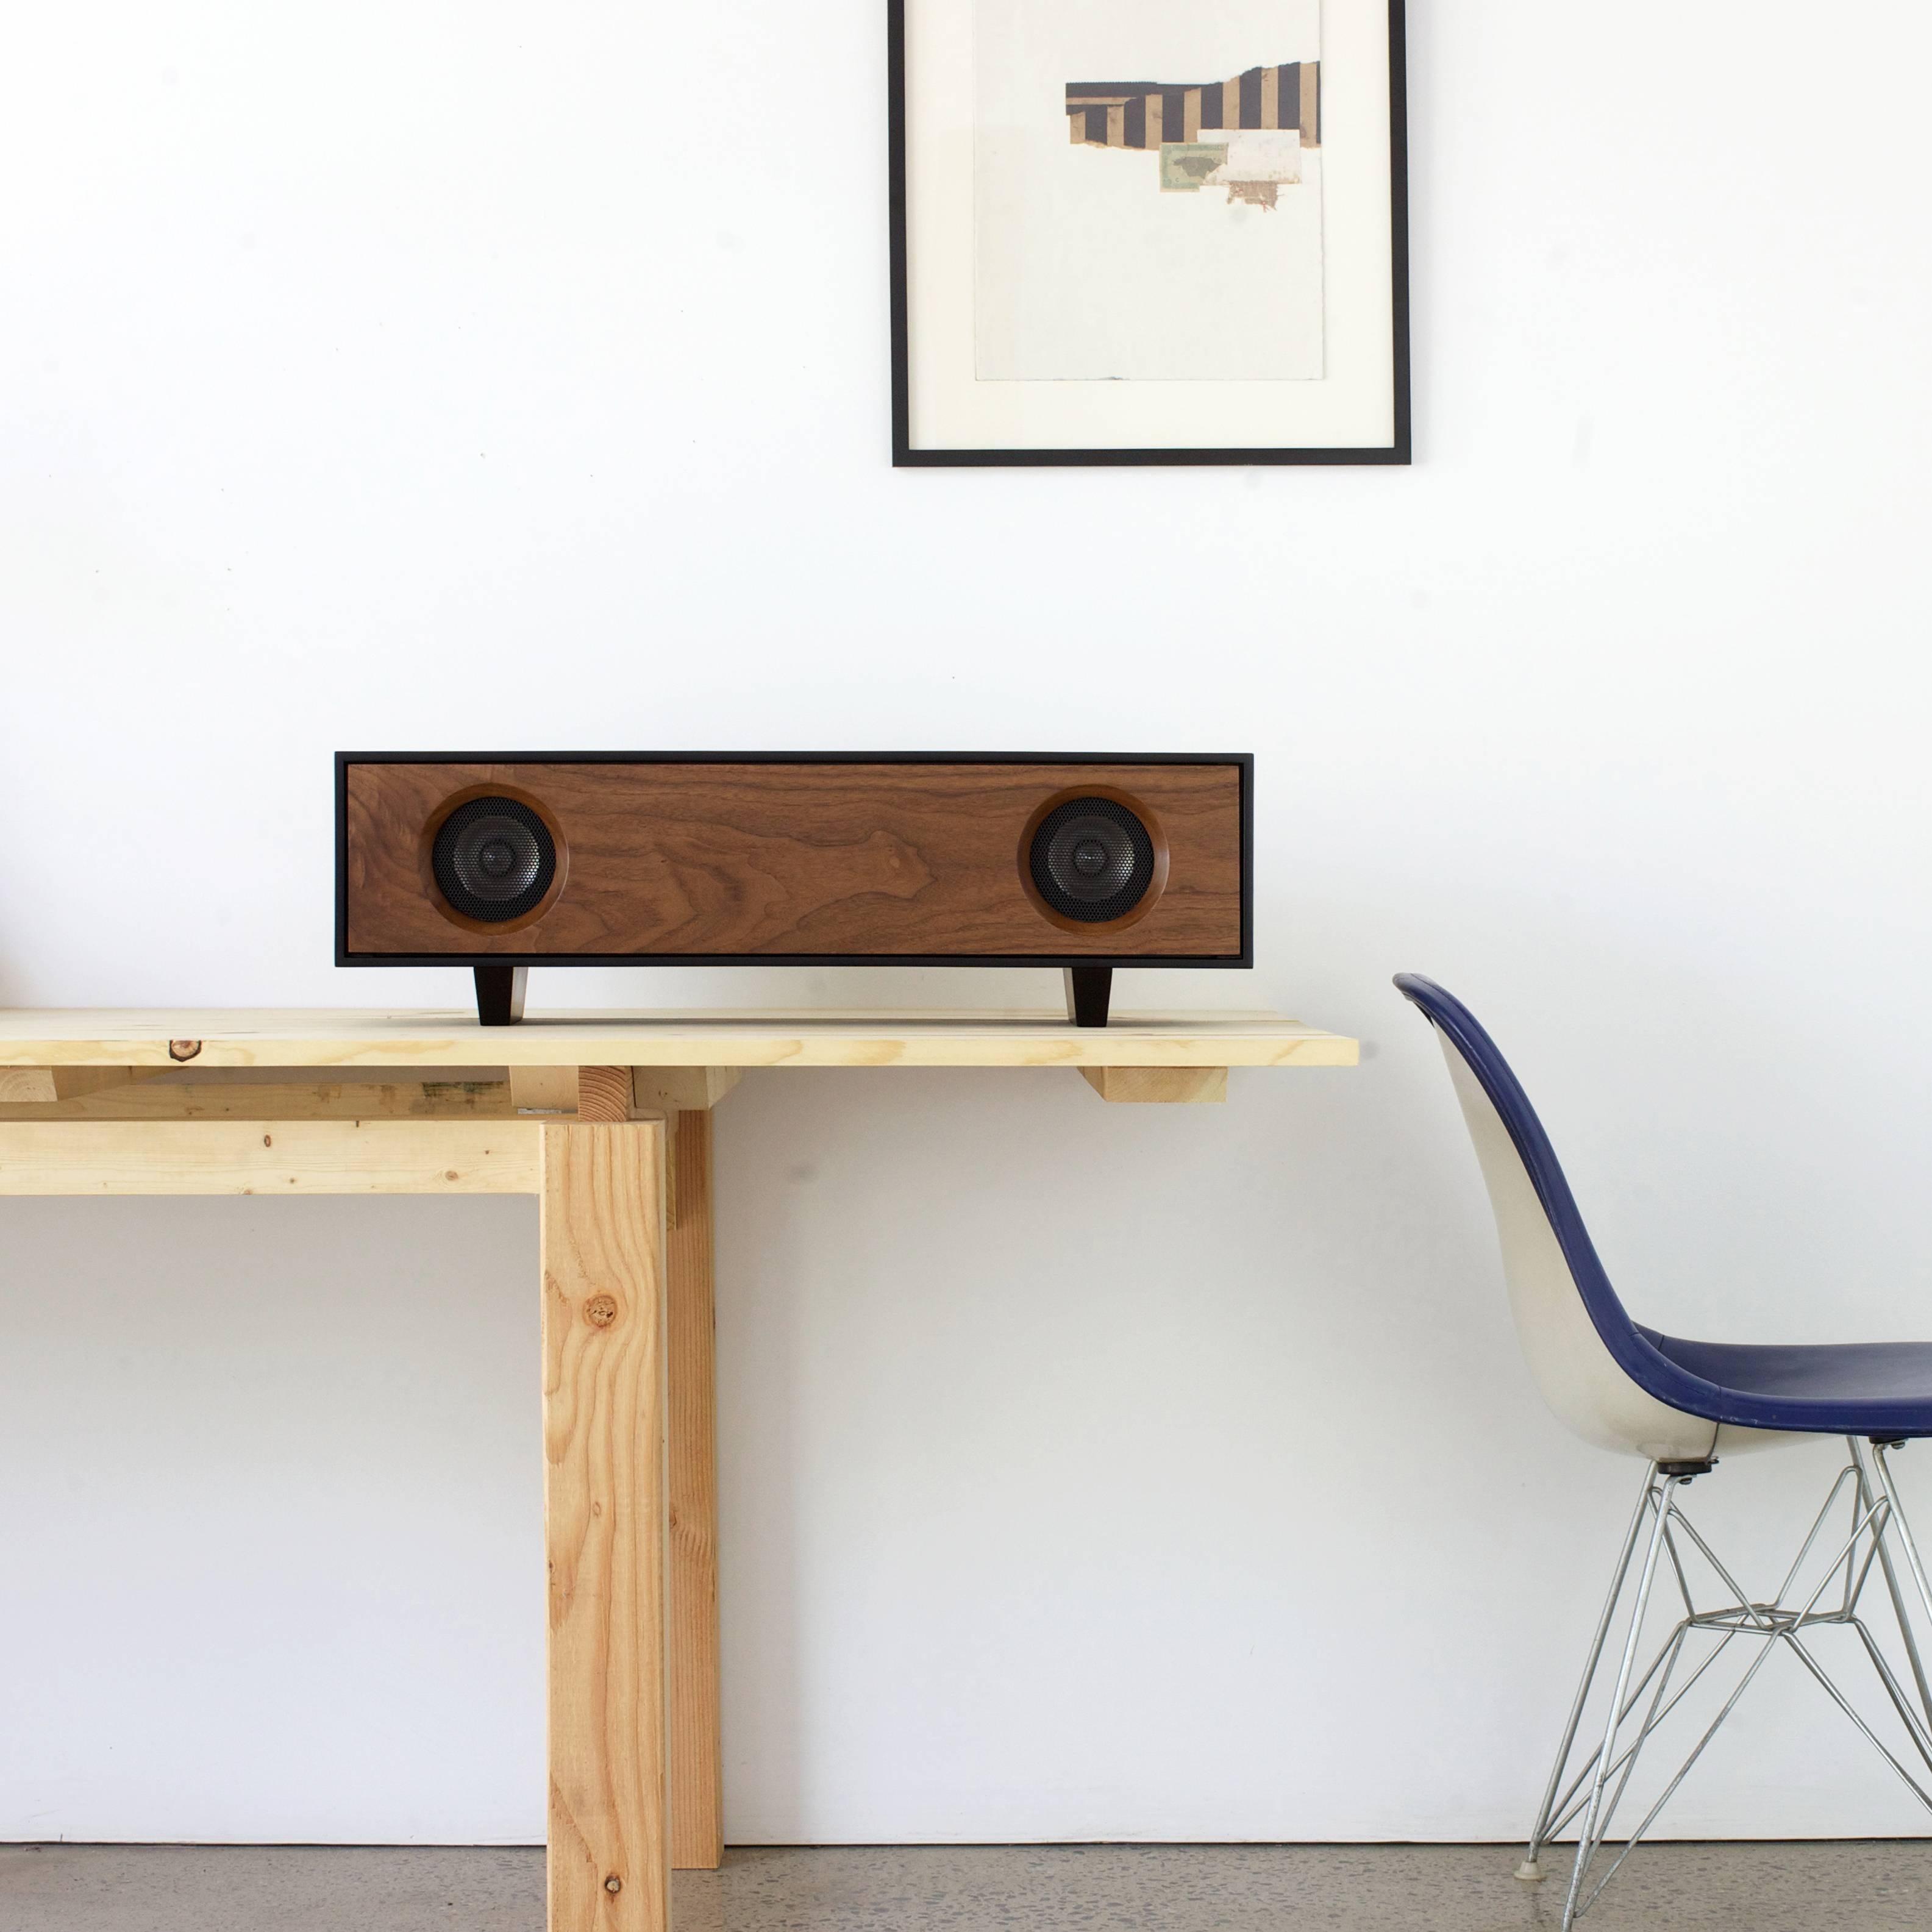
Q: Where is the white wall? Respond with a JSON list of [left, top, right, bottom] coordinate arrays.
[[4, 0, 1932, 1847]]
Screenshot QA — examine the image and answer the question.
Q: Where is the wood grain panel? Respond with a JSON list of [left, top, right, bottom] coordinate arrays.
[[344, 761, 1243, 959], [541, 1121, 669, 1932]]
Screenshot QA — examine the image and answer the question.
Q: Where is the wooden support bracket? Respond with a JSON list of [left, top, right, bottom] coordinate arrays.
[[630, 1068, 742, 1114], [1080, 1066, 1228, 1104], [510, 1067, 583, 1114], [515, 1067, 741, 1121]]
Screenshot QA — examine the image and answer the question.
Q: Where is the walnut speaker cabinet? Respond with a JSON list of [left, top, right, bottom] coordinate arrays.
[[336, 753, 1252, 1025]]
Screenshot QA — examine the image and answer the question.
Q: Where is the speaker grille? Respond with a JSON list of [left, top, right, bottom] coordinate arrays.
[[432, 797, 557, 923], [1028, 796, 1155, 924]]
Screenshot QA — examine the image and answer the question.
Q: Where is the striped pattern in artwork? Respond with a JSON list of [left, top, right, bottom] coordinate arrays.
[[1066, 64, 1320, 151]]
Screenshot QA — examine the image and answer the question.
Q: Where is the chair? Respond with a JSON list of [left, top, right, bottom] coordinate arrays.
[[1395, 973, 1932, 1928]]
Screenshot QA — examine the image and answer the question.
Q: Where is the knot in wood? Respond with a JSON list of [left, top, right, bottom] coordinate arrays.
[[604, 1873, 624, 1894], [168, 1039, 202, 1062], [585, 1294, 619, 1328]]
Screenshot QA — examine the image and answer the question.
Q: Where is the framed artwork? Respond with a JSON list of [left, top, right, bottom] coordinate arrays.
[[888, 0, 1410, 466]]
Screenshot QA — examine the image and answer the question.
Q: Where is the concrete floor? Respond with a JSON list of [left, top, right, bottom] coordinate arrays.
[[1, 1841, 1928, 1931]]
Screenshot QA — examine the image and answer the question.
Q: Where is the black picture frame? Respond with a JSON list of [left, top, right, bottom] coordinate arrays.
[[888, 0, 1410, 468]]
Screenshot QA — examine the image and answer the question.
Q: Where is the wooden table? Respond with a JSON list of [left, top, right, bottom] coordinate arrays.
[[0, 1008, 1357, 1931]]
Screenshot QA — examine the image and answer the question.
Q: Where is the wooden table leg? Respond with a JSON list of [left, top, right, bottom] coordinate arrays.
[[668, 1109, 724, 1870], [541, 1119, 671, 1932]]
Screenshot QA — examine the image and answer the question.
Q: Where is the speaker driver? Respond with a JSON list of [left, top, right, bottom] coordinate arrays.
[[1028, 796, 1156, 924], [432, 796, 557, 923]]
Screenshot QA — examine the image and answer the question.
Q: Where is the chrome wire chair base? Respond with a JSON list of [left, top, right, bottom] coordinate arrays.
[[1520, 1439, 1932, 1929]]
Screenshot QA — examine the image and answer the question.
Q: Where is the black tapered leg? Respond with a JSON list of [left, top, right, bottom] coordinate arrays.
[[474, 964, 527, 1027], [1063, 966, 1113, 1028]]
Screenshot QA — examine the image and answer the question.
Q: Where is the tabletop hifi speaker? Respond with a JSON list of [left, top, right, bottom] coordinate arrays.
[[336, 753, 1252, 1025]]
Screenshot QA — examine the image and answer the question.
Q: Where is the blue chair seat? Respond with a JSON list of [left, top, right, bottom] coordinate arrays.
[[1639, 1328, 1932, 1438], [1393, 973, 1932, 1442]]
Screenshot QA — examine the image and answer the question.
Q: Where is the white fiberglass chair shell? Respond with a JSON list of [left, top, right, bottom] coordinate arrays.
[[1396, 974, 1932, 1928]]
